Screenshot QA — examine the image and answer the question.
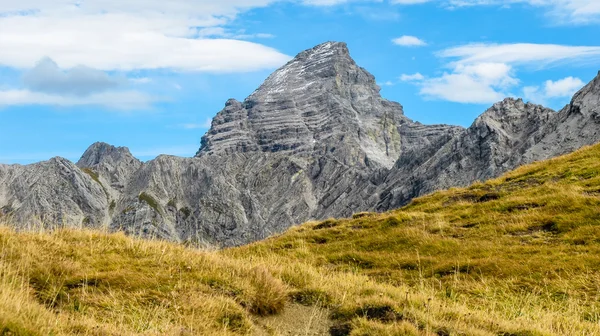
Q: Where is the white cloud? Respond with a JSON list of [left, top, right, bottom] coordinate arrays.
[[0, 1, 289, 72], [420, 63, 517, 103], [544, 76, 585, 97], [400, 73, 425, 81], [0, 89, 159, 110], [414, 42, 599, 104], [523, 76, 585, 104], [392, 35, 427, 47]]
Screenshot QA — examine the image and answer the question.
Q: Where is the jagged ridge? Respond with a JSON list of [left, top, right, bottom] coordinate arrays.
[[0, 42, 599, 247]]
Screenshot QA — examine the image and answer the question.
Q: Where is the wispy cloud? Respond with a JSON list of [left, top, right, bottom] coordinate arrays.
[[0, 89, 160, 110], [392, 35, 427, 47], [390, 0, 600, 24], [130, 77, 152, 84], [440, 43, 600, 67], [197, 27, 275, 39], [400, 73, 425, 81], [409, 43, 599, 104], [0, 1, 290, 73], [180, 119, 213, 130]]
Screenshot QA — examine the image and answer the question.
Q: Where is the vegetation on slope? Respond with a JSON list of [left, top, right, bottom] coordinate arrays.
[[3, 144, 600, 335], [233, 143, 600, 335]]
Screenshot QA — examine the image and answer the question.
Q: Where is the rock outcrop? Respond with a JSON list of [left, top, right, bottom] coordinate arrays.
[[0, 42, 599, 246], [0, 157, 108, 229], [77, 142, 142, 199]]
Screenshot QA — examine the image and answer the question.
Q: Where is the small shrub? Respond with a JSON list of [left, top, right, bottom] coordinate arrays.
[[248, 266, 287, 316]]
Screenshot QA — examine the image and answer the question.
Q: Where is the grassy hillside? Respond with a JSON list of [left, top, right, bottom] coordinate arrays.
[[3, 144, 600, 335]]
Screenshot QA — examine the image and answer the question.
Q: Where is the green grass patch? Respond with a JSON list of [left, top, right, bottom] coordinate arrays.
[[138, 192, 160, 214]]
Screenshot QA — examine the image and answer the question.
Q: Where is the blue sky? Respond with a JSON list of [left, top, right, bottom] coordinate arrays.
[[1, 0, 599, 164]]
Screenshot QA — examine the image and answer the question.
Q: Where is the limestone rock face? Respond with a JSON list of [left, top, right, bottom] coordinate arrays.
[[77, 142, 142, 198], [377, 77, 600, 210], [107, 41, 436, 246], [0, 158, 108, 229], [377, 98, 555, 210], [0, 42, 599, 247], [525, 72, 600, 161], [199, 42, 409, 170]]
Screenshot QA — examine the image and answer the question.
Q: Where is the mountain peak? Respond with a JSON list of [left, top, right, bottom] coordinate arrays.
[[247, 41, 371, 100], [77, 142, 139, 169], [197, 41, 406, 168], [297, 41, 349, 59], [477, 97, 553, 123]]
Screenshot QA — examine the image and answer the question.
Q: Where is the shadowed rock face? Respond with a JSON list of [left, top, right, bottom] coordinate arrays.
[[0, 42, 599, 246]]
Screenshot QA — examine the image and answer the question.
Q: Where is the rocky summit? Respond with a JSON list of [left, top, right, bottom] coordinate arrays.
[[1, 42, 599, 246]]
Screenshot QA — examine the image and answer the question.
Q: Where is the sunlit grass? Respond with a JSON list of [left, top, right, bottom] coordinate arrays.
[[3, 144, 600, 334]]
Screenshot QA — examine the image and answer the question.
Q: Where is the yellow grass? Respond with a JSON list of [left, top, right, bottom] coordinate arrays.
[[3, 143, 600, 335]]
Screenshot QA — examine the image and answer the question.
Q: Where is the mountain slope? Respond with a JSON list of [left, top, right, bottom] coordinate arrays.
[[377, 73, 600, 210], [0, 42, 599, 246], [232, 141, 600, 334], [3, 143, 600, 335], [97, 41, 459, 246]]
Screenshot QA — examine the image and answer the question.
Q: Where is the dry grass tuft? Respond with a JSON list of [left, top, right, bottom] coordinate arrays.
[[248, 266, 288, 316]]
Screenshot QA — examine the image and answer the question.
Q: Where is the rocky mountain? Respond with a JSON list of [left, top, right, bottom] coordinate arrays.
[[0, 42, 599, 246], [378, 73, 600, 210]]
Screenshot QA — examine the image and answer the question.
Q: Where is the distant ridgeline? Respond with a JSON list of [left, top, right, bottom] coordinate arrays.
[[0, 42, 599, 246]]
